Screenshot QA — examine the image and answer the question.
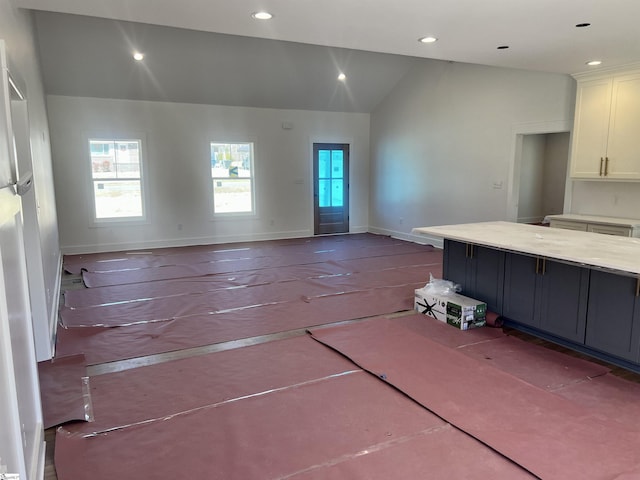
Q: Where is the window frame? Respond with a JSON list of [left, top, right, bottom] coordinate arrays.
[[209, 141, 257, 218], [87, 136, 149, 226]]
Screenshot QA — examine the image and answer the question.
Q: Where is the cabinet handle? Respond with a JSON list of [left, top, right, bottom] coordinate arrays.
[[600, 157, 604, 176], [636, 278, 640, 297], [605, 156, 609, 176], [465, 243, 474, 259], [534, 257, 546, 275]]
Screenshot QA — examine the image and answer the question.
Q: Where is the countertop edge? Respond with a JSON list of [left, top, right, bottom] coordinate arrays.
[[412, 222, 640, 276]]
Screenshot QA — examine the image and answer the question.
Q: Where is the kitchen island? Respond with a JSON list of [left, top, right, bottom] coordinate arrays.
[[413, 221, 640, 371]]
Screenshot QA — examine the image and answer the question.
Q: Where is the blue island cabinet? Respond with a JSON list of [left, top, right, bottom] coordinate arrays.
[[586, 270, 640, 363], [415, 221, 640, 371], [502, 253, 590, 344], [442, 239, 505, 315]]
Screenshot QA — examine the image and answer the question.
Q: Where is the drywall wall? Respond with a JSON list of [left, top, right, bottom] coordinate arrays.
[[0, 0, 61, 360], [542, 132, 569, 216], [517, 132, 569, 223], [369, 59, 575, 243], [517, 134, 546, 223], [570, 181, 640, 219], [48, 96, 370, 253]]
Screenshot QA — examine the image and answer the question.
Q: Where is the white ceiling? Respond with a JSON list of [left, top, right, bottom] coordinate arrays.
[[18, 0, 640, 75]]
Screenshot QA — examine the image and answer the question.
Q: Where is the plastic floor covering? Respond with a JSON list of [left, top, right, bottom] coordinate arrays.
[[48, 234, 640, 479]]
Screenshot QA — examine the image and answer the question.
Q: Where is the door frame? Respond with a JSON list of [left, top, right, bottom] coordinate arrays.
[[309, 137, 353, 235]]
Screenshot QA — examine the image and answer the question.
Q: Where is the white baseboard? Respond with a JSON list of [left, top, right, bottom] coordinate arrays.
[[48, 252, 63, 360], [28, 421, 45, 480], [61, 225, 439, 255], [367, 226, 443, 249], [61, 229, 315, 255], [349, 225, 369, 234]]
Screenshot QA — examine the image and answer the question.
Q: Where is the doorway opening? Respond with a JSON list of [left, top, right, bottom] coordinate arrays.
[[515, 132, 570, 223], [313, 143, 349, 235], [508, 120, 572, 224]]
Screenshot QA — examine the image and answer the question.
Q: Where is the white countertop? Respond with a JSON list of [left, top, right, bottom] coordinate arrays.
[[412, 221, 640, 275], [545, 214, 640, 227]]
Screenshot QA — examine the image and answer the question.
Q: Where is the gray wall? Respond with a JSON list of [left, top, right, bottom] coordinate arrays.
[[369, 60, 576, 241], [517, 132, 569, 223], [0, 0, 61, 359], [542, 133, 570, 216], [48, 96, 370, 253], [570, 181, 640, 218], [518, 135, 546, 223]]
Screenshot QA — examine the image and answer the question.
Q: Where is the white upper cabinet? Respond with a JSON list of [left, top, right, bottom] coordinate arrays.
[[570, 68, 640, 180], [607, 73, 640, 177], [570, 77, 612, 178]]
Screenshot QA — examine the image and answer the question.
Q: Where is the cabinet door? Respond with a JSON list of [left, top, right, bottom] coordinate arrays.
[[443, 241, 504, 314], [549, 220, 588, 232], [586, 271, 640, 362], [443, 239, 469, 290], [586, 224, 632, 236], [469, 245, 504, 315], [570, 78, 612, 179], [606, 73, 640, 179], [538, 260, 589, 343], [503, 253, 539, 327]]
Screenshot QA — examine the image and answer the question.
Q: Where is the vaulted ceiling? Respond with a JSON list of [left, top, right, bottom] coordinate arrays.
[[22, 0, 640, 112], [32, 12, 419, 113]]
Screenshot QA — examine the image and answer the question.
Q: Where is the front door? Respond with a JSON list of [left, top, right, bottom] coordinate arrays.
[[313, 143, 349, 235]]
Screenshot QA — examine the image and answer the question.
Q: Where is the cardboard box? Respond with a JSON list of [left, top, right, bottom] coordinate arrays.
[[415, 288, 487, 330], [414, 288, 448, 322], [445, 294, 487, 330]]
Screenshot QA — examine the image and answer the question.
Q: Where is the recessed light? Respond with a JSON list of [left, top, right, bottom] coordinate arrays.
[[418, 36, 438, 44], [252, 11, 273, 20], [576, 23, 591, 28], [586, 60, 602, 66], [337, 73, 346, 81], [133, 52, 144, 61]]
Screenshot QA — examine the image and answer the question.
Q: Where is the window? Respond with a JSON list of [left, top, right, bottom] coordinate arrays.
[[89, 139, 145, 221], [210, 142, 255, 214], [317, 148, 345, 207]]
